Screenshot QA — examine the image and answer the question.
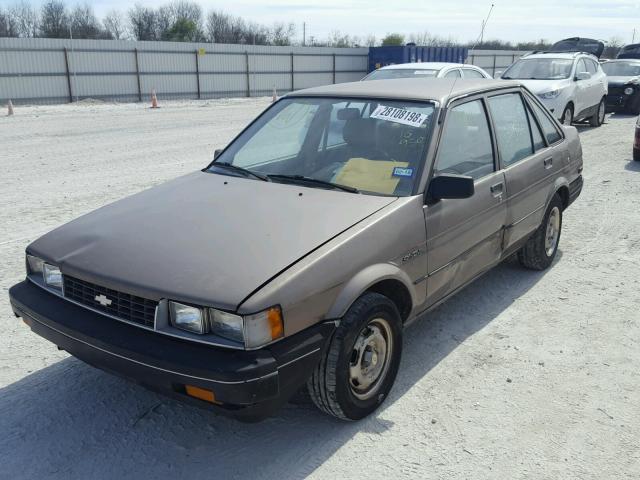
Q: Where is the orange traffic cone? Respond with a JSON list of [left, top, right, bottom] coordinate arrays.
[[7, 99, 14, 116], [151, 89, 159, 109], [272, 87, 277, 103]]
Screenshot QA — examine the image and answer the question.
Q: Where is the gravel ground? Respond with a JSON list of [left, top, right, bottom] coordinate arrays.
[[0, 99, 639, 480]]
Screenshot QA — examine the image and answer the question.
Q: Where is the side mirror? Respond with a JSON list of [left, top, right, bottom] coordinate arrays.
[[213, 149, 222, 159], [427, 173, 475, 201], [575, 71, 591, 81]]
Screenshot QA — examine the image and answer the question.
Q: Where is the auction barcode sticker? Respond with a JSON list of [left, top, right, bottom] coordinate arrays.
[[370, 105, 428, 127]]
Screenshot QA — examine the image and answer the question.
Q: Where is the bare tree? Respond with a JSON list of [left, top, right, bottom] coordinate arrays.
[[9, 1, 39, 37], [103, 10, 125, 39], [0, 7, 18, 37], [270, 22, 295, 46], [364, 34, 377, 47], [70, 4, 109, 39], [39, 0, 69, 38], [128, 4, 157, 41]]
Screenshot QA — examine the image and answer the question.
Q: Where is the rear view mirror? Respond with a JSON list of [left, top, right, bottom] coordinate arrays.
[[214, 149, 222, 159], [575, 72, 591, 81], [428, 174, 474, 201], [337, 108, 361, 120]]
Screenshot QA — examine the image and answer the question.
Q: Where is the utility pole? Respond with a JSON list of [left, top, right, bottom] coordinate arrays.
[[303, 22, 306, 46], [633, 28, 637, 44]]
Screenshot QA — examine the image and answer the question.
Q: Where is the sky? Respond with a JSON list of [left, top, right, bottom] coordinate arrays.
[[7, 0, 640, 44]]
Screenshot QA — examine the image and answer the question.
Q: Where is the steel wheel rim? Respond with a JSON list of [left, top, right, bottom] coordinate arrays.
[[563, 109, 573, 126], [545, 206, 561, 256], [349, 318, 393, 401], [598, 101, 605, 124]]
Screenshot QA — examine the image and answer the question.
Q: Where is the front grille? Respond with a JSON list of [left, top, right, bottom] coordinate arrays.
[[63, 275, 158, 328]]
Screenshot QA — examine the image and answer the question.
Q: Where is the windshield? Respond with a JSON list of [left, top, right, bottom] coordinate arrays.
[[209, 97, 435, 196], [602, 61, 640, 76], [364, 69, 439, 80], [502, 58, 574, 80]]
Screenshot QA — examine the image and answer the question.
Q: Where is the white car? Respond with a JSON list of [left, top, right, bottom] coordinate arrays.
[[362, 62, 492, 81], [501, 52, 608, 126]]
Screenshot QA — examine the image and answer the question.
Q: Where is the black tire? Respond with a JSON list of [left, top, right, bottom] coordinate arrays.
[[634, 147, 640, 162], [589, 98, 606, 127], [560, 105, 573, 126], [518, 194, 563, 270], [307, 292, 403, 421]]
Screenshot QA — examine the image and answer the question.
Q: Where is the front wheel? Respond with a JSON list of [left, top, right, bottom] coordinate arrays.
[[560, 105, 574, 126], [307, 292, 402, 421], [589, 98, 606, 127], [518, 194, 563, 270]]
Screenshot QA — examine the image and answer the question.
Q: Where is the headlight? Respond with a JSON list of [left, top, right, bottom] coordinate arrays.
[[625, 87, 635, 95], [539, 89, 560, 99], [209, 309, 244, 343], [169, 301, 206, 334], [243, 306, 284, 349], [26, 254, 44, 275], [43, 263, 62, 290]]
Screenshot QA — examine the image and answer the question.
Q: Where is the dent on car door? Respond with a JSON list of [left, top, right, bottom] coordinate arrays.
[[424, 98, 507, 305], [487, 91, 562, 252]]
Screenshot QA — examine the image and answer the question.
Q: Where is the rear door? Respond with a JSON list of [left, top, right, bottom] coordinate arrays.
[[486, 90, 563, 252], [424, 96, 506, 305]]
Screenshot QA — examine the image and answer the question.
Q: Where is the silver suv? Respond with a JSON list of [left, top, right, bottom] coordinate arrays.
[[10, 79, 583, 422]]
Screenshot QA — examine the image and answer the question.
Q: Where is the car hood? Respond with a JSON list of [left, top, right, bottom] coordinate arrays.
[[28, 171, 396, 310], [607, 76, 640, 87], [516, 80, 569, 95]]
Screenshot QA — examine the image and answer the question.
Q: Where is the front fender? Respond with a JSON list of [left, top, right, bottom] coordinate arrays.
[[325, 263, 418, 319]]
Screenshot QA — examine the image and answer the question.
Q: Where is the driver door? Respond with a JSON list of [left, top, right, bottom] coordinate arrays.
[[424, 97, 506, 306]]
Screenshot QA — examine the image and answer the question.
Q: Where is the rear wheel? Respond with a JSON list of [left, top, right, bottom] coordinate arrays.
[[560, 105, 574, 126], [307, 292, 402, 421], [518, 194, 563, 270], [634, 148, 640, 162], [589, 98, 606, 127]]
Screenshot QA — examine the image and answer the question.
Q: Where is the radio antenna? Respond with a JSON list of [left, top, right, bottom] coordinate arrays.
[[470, 3, 495, 54]]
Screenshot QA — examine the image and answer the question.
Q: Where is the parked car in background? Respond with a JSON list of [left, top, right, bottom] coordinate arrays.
[[362, 62, 492, 80], [601, 59, 640, 113], [9, 79, 583, 422], [617, 43, 640, 60], [501, 51, 607, 126]]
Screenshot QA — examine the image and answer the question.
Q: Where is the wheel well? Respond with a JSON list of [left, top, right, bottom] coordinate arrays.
[[565, 101, 574, 113], [556, 186, 569, 210], [366, 279, 412, 322]]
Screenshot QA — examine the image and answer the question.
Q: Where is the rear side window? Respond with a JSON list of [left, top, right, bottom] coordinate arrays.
[[434, 99, 494, 180], [463, 68, 485, 79], [487, 93, 533, 167], [444, 69, 461, 78], [528, 98, 562, 144]]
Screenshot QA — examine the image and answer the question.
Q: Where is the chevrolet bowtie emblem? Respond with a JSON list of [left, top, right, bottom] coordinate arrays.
[[95, 294, 112, 307]]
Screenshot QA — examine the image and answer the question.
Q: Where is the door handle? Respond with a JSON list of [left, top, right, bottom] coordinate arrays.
[[490, 182, 504, 196], [544, 157, 553, 169]]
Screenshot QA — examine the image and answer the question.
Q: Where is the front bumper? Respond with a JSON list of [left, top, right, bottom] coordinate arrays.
[[9, 280, 334, 421], [606, 92, 639, 112]]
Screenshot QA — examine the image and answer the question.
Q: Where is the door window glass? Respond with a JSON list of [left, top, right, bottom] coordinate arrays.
[[444, 69, 461, 78], [576, 59, 588, 75], [528, 97, 562, 144], [487, 93, 534, 167], [585, 59, 598, 74], [434, 99, 494, 180]]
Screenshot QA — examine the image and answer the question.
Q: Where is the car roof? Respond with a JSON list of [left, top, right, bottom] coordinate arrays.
[[522, 52, 590, 60], [287, 78, 519, 104], [378, 62, 465, 70], [604, 58, 640, 63]]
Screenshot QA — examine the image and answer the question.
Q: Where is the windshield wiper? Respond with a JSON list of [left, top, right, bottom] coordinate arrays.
[[267, 174, 359, 193], [210, 162, 269, 181]]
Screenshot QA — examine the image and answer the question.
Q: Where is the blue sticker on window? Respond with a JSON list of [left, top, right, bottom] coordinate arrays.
[[392, 167, 414, 178]]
